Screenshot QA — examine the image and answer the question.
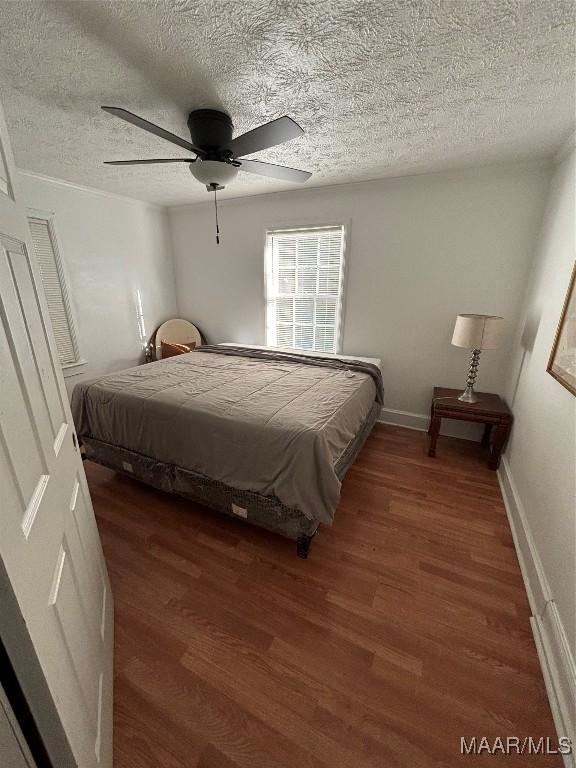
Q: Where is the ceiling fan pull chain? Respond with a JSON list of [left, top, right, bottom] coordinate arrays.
[[213, 185, 220, 245]]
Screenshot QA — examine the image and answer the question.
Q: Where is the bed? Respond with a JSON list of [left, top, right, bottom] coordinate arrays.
[[71, 344, 384, 557]]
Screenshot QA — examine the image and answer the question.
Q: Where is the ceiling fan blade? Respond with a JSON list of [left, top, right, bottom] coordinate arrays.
[[101, 107, 205, 156], [238, 158, 311, 183], [227, 116, 304, 158], [104, 158, 194, 165]]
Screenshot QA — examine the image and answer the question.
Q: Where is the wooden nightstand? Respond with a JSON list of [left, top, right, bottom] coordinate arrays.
[[428, 386, 513, 470]]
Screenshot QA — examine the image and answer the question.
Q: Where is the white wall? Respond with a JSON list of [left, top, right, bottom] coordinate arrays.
[[170, 162, 550, 423], [18, 171, 177, 391], [502, 144, 575, 654]]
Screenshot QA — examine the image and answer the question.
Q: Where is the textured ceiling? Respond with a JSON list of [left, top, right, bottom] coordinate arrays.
[[0, 0, 574, 205]]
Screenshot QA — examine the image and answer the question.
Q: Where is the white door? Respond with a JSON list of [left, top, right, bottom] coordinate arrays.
[[0, 98, 113, 766]]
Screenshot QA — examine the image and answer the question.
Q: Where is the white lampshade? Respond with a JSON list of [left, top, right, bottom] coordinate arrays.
[[451, 314, 504, 350], [189, 160, 238, 188]]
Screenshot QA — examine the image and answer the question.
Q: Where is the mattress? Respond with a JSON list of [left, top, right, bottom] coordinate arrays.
[[72, 345, 383, 525]]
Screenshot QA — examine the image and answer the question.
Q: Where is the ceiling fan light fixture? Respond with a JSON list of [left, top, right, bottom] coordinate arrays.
[[189, 159, 239, 189]]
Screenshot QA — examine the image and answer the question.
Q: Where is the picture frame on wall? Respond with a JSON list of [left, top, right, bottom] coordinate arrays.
[[547, 262, 576, 396]]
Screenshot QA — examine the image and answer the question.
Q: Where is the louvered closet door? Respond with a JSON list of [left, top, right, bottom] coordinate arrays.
[[0, 96, 113, 767], [28, 217, 78, 365]]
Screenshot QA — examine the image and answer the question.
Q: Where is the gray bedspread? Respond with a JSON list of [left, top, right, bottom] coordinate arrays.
[[71, 346, 383, 524]]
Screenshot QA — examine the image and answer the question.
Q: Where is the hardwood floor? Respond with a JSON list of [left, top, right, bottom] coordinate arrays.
[[86, 425, 562, 767]]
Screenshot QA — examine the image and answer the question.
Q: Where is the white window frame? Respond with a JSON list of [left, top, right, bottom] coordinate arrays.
[[264, 223, 348, 354], [27, 210, 86, 378]]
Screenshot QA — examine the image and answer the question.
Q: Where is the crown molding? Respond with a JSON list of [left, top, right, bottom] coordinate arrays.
[[16, 169, 166, 210], [167, 157, 553, 213]]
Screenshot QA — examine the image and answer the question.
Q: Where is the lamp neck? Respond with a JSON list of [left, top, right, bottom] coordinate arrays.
[[458, 348, 482, 403], [466, 348, 482, 388]]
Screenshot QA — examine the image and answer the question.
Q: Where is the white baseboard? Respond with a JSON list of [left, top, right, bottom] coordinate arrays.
[[532, 606, 576, 767], [498, 458, 576, 766], [498, 457, 551, 615], [378, 407, 483, 441], [378, 407, 429, 432]]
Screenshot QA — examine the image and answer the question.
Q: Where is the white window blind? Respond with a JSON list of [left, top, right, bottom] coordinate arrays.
[[28, 216, 79, 366], [266, 225, 346, 354]]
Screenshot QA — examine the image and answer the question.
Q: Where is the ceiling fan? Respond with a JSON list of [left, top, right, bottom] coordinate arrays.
[[102, 107, 312, 188], [102, 107, 312, 243]]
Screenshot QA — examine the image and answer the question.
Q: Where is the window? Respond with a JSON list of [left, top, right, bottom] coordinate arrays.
[[28, 216, 81, 368], [265, 225, 346, 354]]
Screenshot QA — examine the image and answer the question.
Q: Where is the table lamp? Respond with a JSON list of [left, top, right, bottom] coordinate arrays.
[[452, 314, 504, 403]]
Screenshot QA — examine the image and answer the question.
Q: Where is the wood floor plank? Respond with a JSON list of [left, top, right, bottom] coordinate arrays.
[[86, 424, 562, 767], [113, 676, 206, 767]]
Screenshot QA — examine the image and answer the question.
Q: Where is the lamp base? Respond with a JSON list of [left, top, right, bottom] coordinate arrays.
[[458, 386, 479, 403]]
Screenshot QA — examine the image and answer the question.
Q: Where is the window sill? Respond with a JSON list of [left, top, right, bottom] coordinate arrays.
[[62, 359, 88, 379]]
